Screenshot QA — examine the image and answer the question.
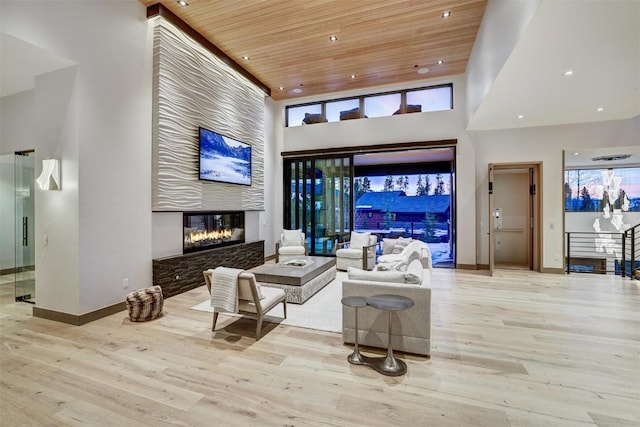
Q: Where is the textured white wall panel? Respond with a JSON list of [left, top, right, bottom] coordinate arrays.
[[152, 18, 265, 211]]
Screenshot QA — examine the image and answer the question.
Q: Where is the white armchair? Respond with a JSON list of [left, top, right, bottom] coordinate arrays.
[[336, 231, 378, 271], [275, 229, 308, 263]]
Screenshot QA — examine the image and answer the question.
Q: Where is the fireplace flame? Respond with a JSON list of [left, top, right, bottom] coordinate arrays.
[[187, 229, 232, 243]]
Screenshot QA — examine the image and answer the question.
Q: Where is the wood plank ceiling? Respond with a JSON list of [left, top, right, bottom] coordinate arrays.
[[141, 0, 487, 101]]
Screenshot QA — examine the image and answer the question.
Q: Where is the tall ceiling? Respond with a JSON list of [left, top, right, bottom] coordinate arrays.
[[140, 0, 488, 101], [2, 1, 638, 134], [138, 0, 639, 131]]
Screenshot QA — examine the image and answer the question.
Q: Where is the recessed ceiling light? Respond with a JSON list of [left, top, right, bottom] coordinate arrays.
[[442, 11, 451, 18], [242, 56, 250, 60], [417, 67, 429, 74], [350, 74, 356, 79], [573, 152, 580, 156], [177, 0, 188, 6], [278, 86, 284, 91], [517, 114, 524, 119], [596, 107, 604, 112], [564, 70, 573, 76], [437, 59, 444, 65], [292, 88, 302, 94], [329, 35, 338, 42]]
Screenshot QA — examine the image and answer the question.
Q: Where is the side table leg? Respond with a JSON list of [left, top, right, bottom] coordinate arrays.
[[380, 310, 406, 375], [348, 307, 364, 364]]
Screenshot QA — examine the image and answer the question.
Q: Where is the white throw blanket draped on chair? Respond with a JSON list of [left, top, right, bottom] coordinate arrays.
[[210, 267, 243, 313]]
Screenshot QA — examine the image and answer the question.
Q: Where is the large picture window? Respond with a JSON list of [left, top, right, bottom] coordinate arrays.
[[285, 83, 453, 127], [564, 167, 640, 212]]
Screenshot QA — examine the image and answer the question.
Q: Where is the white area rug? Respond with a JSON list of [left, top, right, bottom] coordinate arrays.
[[190, 271, 347, 333]]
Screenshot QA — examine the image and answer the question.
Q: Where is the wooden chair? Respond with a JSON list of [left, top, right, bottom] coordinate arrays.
[[203, 270, 287, 339]]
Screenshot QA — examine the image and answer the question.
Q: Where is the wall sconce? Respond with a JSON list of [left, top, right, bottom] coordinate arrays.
[[36, 159, 61, 190]]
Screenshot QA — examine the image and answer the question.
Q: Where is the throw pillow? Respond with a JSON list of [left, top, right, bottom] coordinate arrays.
[[282, 229, 302, 246], [347, 267, 406, 283], [392, 237, 412, 254], [405, 259, 424, 284], [350, 231, 371, 250], [404, 273, 422, 284], [382, 238, 397, 255]]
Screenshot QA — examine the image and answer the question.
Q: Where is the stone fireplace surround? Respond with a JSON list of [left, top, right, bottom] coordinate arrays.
[[152, 240, 264, 298]]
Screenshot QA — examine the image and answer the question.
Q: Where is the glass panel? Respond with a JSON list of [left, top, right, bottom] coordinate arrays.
[[287, 104, 322, 127], [353, 152, 456, 268], [364, 93, 401, 118], [326, 99, 359, 122], [284, 156, 351, 257], [15, 151, 35, 303], [407, 86, 452, 112]]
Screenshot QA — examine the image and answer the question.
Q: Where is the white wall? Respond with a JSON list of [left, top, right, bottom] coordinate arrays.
[[262, 97, 281, 258], [279, 75, 477, 267], [471, 116, 639, 269], [465, 0, 540, 125], [2, 0, 153, 315]]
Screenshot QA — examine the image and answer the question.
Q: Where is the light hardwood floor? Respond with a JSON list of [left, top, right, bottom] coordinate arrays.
[[1, 269, 638, 426]]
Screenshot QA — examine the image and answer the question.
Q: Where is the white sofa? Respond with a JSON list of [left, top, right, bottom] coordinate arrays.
[[342, 257, 431, 356]]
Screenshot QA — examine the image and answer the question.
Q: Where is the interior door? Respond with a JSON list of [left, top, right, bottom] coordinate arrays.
[[488, 163, 541, 273]]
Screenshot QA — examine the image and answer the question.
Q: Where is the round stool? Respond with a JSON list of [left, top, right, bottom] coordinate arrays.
[[125, 286, 164, 321]]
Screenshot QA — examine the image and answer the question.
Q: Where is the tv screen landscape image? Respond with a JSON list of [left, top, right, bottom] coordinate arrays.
[[199, 127, 252, 186]]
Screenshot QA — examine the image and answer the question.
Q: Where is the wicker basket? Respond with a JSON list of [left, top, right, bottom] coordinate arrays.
[[125, 286, 164, 321]]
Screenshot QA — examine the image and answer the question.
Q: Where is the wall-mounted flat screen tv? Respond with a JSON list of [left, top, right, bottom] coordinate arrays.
[[199, 127, 252, 186]]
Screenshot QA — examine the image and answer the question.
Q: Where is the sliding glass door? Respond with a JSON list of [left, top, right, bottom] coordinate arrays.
[[284, 156, 351, 256]]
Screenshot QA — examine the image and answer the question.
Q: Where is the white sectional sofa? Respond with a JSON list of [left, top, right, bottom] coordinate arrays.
[[342, 243, 432, 356]]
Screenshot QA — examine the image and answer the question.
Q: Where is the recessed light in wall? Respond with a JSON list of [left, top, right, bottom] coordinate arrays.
[[292, 88, 302, 94], [329, 35, 338, 42], [177, 0, 188, 6], [279, 86, 284, 91], [517, 114, 524, 119], [417, 67, 429, 75], [350, 74, 356, 79], [242, 56, 250, 60], [442, 10, 451, 18], [597, 107, 604, 112], [563, 70, 574, 76], [437, 59, 444, 65]]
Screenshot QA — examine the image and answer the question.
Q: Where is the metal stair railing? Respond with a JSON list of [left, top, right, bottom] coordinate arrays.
[[565, 223, 639, 279]]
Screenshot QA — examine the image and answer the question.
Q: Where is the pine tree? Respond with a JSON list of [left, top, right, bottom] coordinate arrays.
[[354, 177, 365, 202], [434, 173, 445, 195], [416, 175, 425, 195], [383, 175, 394, 191], [402, 175, 409, 192], [424, 175, 431, 195], [395, 176, 404, 190], [362, 176, 371, 193]]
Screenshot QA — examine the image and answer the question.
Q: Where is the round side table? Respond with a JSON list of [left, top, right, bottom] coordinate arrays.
[[366, 294, 415, 376], [341, 296, 368, 365]]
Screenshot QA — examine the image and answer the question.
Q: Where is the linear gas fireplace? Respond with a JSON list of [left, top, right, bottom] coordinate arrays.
[[183, 211, 245, 254]]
